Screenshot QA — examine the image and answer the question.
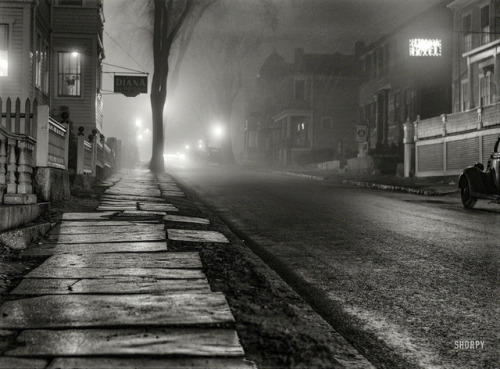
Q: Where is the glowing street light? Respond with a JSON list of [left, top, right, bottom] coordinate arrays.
[[137, 134, 143, 140], [213, 125, 224, 138], [135, 119, 141, 128], [185, 145, 190, 150], [71, 51, 79, 58]]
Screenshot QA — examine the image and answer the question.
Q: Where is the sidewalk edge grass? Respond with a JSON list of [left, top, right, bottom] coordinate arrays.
[[167, 171, 379, 369]]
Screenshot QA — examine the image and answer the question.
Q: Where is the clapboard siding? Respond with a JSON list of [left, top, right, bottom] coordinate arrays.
[[51, 37, 95, 131], [0, 5, 28, 100], [52, 7, 100, 34]]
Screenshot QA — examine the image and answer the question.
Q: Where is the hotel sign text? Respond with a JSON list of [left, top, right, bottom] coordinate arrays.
[[409, 39, 442, 57]]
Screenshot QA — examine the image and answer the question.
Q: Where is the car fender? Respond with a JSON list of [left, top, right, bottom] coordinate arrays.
[[458, 166, 487, 197]]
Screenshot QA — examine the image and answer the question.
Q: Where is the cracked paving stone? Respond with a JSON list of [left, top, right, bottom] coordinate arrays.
[[0, 357, 48, 369], [21, 242, 168, 256], [57, 221, 160, 227], [25, 267, 204, 279], [3, 328, 244, 357], [46, 231, 166, 244], [163, 215, 210, 225], [0, 293, 234, 328], [138, 203, 179, 212], [35, 252, 201, 269], [50, 224, 165, 235], [58, 212, 117, 221], [46, 357, 256, 369], [119, 210, 167, 216], [11, 278, 212, 295], [167, 229, 229, 244]]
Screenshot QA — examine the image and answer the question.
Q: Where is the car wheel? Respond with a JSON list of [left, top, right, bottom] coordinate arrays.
[[460, 178, 477, 209]]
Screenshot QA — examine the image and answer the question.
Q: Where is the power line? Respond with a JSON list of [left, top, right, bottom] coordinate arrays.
[[104, 30, 149, 73], [102, 62, 148, 74]]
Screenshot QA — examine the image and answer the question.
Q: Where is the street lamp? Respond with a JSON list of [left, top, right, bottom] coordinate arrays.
[[185, 145, 190, 150]]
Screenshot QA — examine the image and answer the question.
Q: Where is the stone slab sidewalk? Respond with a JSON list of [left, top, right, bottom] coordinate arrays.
[[0, 169, 255, 369]]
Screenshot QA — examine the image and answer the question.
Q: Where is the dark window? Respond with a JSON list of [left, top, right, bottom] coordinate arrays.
[[59, 0, 83, 5], [394, 91, 400, 124], [321, 117, 333, 131], [481, 5, 490, 44], [294, 79, 305, 100], [58, 52, 81, 96], [404, 88, 412, 122], [463, 14, 472, 52]]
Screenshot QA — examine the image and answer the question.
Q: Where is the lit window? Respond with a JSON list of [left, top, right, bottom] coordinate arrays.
[[58, 52, 81, 96], [35, 34, 49, 93], [0, 24, 8, 77]]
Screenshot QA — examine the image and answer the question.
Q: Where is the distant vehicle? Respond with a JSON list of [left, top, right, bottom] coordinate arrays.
[[458, 135, 500, 208]]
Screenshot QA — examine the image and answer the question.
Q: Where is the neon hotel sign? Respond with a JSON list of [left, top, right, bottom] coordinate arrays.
[[409, 39, 442, 57]]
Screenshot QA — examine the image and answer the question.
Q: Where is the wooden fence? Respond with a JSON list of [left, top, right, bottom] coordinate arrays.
[[405, 103, 500, 177]]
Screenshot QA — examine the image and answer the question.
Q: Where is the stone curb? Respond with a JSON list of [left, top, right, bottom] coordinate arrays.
[[272, 170, 326, 181], [269, 170, 458, 197], [342, 179, 459, 197]]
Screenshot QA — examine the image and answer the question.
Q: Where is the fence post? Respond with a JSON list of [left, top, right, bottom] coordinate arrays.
[[403, 118, 415, 178], [63, 122, 70, 170], [35, 105, 49, 167], [89, 133, 97, 176], [17, 140, 34, 194], [77, 127, 85, 175], [441, 114, 447, 136], [6, 138, 17, 194]]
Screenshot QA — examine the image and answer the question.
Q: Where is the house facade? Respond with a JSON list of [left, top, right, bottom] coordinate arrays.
[[245, 48, 359, 166], [0, 0, 104, 137], [358, 0, 453, 158], [408, 0, 500, 177]]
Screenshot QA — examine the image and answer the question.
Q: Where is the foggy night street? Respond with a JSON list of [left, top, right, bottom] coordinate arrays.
[[170, 163, 499, 368]]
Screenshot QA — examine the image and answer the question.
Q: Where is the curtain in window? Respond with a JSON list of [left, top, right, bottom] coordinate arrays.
[[58, 52, 81, 96], [0, 24, 8, 77]]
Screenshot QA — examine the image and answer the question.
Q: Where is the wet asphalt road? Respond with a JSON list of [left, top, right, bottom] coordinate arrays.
[[169, 162, 499, 369]]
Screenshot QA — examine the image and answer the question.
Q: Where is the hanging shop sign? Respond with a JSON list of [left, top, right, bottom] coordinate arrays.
[[114, 75, 148, 97], [355, 125, 368, 142]]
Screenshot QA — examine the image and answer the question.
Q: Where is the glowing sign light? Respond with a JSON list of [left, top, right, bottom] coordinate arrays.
[[409, 39, 442, 57]]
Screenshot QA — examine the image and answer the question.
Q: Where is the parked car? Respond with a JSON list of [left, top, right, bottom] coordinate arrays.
[[458, 135, 500, 208]]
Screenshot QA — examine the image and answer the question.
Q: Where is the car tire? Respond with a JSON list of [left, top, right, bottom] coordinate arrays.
[[460, 178, 477, 209]]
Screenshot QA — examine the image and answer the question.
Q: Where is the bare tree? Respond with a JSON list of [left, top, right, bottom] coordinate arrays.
[[149, 0, 195, 173]]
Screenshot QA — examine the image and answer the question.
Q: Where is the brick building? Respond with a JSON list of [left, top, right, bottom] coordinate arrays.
[[357, 0, 453, 158], [245, 48, 359, 166]]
